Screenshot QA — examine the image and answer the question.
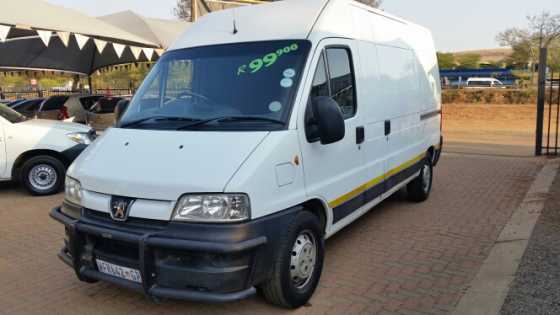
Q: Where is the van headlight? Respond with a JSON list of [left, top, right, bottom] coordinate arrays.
[[65, 176, 83, 206], [172, 194, 250, 223], [67, 132, 94, 145]]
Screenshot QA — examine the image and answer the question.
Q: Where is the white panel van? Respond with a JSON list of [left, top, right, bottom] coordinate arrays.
[[51, 0, 442, 308]]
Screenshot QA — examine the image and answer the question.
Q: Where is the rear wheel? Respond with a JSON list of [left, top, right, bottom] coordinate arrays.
[[20, 155, 66, 196], [260, 211, 324, 308], [407, 155, 433, 202]]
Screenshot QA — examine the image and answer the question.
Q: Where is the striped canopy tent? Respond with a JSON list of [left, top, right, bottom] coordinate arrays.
[[0, 0, 173, 76]]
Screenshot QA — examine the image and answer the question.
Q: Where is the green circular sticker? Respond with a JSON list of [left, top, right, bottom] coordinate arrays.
[[283, 68, 296, 78], [280, 78, 293, 88], [269, 101, 282, 112]]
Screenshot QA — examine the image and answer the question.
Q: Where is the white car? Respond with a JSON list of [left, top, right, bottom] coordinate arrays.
[[0, 104, 95, 195], [466, 77, 505, 88], [51, 0, 442, 308]]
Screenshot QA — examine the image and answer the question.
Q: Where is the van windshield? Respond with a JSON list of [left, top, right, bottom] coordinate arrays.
[[120, 40, 311, 131]]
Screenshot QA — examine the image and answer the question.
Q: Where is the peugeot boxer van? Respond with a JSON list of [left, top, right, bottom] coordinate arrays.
[[51, 0, 442, 308]]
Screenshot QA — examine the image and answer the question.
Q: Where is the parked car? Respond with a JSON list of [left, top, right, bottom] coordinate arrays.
[[33, 94, 103, 122], [50, 0, 442, 308], [10, 98, 44, 117], [546, 79, 560, 88], [7, 99, 27, 107], [0, 104, 95, 195], [465, 77, 505, 88], [86, 96, 130, 131], [0, 99, 11, 105]]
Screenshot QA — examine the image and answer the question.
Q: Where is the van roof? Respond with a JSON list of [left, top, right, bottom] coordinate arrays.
[[169, 0, 424, 51]]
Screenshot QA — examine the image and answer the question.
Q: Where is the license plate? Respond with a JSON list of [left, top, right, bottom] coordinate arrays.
[[96, 259, 142, 284]]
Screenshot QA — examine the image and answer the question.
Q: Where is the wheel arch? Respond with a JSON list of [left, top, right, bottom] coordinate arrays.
[[11, 149, 69, 181], [300, 198, 331, 235]]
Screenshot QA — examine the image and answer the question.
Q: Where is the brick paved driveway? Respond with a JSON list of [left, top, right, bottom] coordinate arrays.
[[0, 154, 542, 315]]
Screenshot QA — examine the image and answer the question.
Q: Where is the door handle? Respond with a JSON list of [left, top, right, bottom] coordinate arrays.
[[356, 126, 365, 144], [384, 120, 391, 136]]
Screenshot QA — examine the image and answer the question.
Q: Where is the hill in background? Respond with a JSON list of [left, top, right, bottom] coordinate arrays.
[[453, 48, 513, 64]]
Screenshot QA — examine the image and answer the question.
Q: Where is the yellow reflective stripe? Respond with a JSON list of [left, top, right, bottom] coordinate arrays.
[[328, 174, 384, 209], [328, 153, 425, 209]]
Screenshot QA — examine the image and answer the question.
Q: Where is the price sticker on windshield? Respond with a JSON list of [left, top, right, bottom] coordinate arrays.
[[237, 43, 299, 76]]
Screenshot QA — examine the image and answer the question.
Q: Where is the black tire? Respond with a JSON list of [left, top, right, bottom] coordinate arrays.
[[20, 155, 66, 196], [260, 211, 325, 308], [407, 155, 433, 202]]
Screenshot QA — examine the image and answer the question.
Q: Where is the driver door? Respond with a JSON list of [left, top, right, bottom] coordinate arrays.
[[298, 39, 367, 231]]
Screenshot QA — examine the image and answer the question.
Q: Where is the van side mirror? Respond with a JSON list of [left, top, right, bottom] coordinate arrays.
[[114, 99, 130, 123], [308, 96, 345, 145]]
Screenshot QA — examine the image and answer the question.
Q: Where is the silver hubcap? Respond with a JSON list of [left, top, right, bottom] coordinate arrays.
[[28, 164, 57, 191], [290, 231, 317, 289], [422, 164, 431, 194]]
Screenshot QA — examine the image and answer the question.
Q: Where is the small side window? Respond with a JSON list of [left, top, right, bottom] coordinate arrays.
[[326, 48, 356, 119], [310, 53, 329, 99], [306, 52, 330, 142]]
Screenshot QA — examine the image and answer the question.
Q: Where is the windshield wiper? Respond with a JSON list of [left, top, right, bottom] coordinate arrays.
[[177, 116, 285, 130], [120, 116, 200, 128]]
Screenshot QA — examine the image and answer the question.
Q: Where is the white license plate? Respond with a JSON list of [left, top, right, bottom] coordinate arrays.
[[96, 259, 142, 284]]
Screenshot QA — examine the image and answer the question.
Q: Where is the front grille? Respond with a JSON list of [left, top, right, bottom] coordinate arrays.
[[93, 236, 139, 262], [84, 209, 169, 229]]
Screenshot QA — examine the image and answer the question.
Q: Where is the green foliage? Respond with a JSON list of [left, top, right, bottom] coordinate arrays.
[[549, 48, 560, 72], [92, 63, 152, 90], [455, 54, 482, 69], [0, 63, 154, 92], [437, 52, 456, 69], [505, 42, 532, 68]]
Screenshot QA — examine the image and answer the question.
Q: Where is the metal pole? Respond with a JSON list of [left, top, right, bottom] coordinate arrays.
[[88, 75, 93, 95], [552, 72, 560, 155], [192, 0, 198, 22], [546, 70, 554, 154], [535, 47, 548, 156]]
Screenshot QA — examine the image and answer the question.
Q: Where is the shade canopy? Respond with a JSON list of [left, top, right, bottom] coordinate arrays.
[[0, 0, 186, 75], [99, 11, 190, 50]]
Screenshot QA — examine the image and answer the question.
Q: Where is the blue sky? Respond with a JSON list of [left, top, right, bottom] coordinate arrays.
[[47, 0, 560, 52]]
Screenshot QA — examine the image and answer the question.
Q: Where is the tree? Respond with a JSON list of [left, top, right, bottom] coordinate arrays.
[[436, 52, 455, 69], [455, 53, 481, 69], [497, 12, 560, 81], [174, 0, 192, 21], [550, 47, 560, 72], [174, 0, 382, 21]]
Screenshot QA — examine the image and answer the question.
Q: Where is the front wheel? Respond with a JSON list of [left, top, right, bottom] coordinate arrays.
[[407, 155, 433, 202], [260, 211, 324, 308], [20, 155, 66, 196]]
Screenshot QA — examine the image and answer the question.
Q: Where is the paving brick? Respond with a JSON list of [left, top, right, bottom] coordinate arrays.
[[0, 154, 542, 315]]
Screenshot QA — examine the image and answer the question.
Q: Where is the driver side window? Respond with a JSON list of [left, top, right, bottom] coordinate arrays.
[[307, 47, 357, 121]]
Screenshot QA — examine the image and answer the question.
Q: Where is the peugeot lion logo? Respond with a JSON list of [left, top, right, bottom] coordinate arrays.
[[110, 197, 134, 222]]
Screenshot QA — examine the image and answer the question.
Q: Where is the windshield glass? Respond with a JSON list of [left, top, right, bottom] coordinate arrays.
[[0, 104, 26, 123], [120, 40, 311, 131]]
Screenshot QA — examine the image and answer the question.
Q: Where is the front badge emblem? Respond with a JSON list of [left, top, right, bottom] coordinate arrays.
[[110, 197, 135, 222]]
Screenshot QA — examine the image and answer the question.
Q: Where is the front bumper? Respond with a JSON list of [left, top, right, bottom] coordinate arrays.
[[50, 205, 298, 303]]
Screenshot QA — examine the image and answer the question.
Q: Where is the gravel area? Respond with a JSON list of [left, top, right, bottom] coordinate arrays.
[[500, 166, 560, 315]]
